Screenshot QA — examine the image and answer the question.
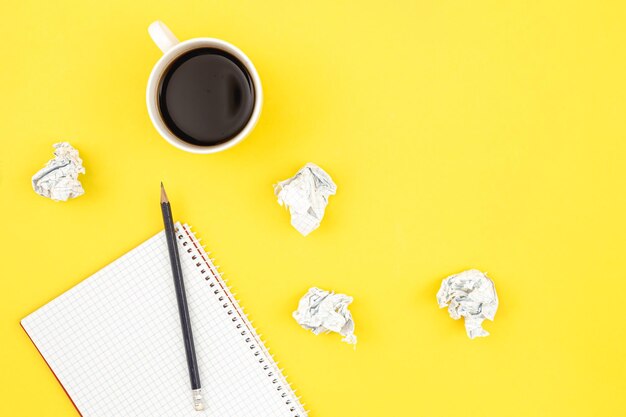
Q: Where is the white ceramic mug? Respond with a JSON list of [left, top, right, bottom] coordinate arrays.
[[146, 21, 263, 154]]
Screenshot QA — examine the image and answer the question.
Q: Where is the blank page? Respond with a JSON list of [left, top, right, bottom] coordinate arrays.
[[22, 223, 306, 417]]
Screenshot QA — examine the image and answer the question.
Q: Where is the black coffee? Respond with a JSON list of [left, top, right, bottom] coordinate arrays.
[[157, 48, 255, 146]]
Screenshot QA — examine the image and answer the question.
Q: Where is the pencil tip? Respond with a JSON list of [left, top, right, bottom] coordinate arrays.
[[160, 182, 168, 203]]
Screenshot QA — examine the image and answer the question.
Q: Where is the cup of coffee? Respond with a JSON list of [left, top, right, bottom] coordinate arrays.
[[146, 21, 262, 154]]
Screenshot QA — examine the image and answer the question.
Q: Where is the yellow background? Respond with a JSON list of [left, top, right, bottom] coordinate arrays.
[[1, 1, 625, 416]]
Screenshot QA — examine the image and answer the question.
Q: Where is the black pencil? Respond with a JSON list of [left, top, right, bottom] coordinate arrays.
[[160, 183, 205, 411]]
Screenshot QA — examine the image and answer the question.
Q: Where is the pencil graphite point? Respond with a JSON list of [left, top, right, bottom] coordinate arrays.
[[160, 182, 169, 203]]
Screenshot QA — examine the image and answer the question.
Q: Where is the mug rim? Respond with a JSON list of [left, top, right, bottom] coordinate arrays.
[[146, 37, 263, 154]]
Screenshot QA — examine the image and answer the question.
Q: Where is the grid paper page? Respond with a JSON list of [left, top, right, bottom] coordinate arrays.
[[21, 224, 306, 417]]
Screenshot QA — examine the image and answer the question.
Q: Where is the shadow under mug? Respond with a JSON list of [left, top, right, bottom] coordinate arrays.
[[146, 21, 263, 154]]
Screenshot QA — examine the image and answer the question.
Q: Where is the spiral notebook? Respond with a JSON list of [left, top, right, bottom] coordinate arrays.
[[21, 223, 306, 417]]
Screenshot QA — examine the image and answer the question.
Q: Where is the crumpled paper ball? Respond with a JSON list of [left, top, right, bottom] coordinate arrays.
[[293, 287, 357, 345], [437, 269, 499, 339], [274, 163, 336, 236], [32, 142, 85, 202]]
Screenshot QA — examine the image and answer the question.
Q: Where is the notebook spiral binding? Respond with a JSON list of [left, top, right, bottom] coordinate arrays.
[[175, 224, 307, 417]]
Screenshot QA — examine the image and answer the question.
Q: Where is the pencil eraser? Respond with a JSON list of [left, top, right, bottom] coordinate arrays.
[[192, 389, 205, 411]]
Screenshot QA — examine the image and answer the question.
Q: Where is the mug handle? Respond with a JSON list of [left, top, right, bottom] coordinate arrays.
[[148, 21, 179, 53]]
